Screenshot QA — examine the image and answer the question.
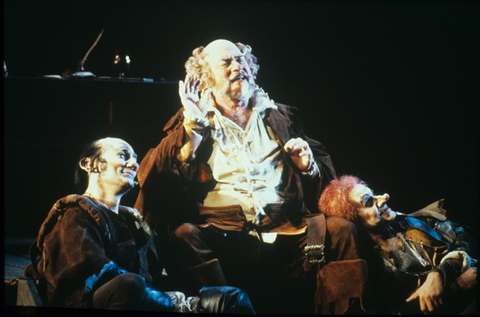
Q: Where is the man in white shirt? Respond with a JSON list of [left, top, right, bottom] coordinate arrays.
[[134, 39, 363, 314]]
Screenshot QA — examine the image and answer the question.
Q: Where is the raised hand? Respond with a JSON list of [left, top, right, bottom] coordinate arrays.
[[179, 74, 212, 118], [284, 138, 312, 171]]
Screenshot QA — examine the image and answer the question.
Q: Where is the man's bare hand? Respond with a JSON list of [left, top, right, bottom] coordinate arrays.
[[179, 74, 212, 118], [284, 138, 312, 171], [456, 267, 477, 291], [406, 271, 444, 314]]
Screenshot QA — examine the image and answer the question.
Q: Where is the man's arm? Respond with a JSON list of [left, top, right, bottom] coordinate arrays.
[[30, 205, 114, 306], [177, 74, 213, 162], [134, 75, 214, 235], [406, 217, 477, 313], [270, 104, 336, 214], [134, 128, 201, 244], [405, 271, 444, 313]]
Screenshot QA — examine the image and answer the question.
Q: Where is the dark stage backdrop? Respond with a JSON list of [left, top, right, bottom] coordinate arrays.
[[4, 1, 479, 238]]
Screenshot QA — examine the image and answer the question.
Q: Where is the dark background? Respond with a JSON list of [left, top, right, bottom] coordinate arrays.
[[4, 1, 479, 239]]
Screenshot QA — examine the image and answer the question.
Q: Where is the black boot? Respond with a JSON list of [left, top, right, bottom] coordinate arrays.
[[197, 286, 255, 314]]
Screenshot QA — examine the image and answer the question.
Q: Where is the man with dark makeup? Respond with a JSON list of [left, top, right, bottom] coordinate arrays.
[[319, 175, 477, 314]]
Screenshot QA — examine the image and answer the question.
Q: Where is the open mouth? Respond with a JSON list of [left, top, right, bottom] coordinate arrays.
[[230, 74, 249, 82], [380, 208, 390, 216]]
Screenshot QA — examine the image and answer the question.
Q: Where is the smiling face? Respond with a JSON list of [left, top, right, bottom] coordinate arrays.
[[348, 184, 396, 230], [204, 40, 255, 100], [93, 138, 139, 194]]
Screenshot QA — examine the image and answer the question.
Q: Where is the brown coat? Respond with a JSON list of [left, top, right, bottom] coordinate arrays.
[[25, 195, 162, 307], [134, 104, 336, 244]]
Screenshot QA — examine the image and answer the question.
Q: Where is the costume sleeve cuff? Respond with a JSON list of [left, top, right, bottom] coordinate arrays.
[[177, 112, 211, 162], [177, 128, 203, 162], [440, 251, 471, 273], [432, 259, 456, 289], [301, 160, 319, 177], [165, 291, 199, 313], [183, 111, 210, 130], [433, 252, 471, 289]]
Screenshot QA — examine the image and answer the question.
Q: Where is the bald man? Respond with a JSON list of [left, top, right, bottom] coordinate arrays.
[[25, 137, 255, 313], [135, 40, 363, 314]]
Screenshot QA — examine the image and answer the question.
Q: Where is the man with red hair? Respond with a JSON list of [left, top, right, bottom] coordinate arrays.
[[319, 175, 477, 314]]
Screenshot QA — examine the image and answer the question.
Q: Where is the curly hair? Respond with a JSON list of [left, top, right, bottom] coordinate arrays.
[[318, 175, 367, 223], [184, 42, 259, 93]]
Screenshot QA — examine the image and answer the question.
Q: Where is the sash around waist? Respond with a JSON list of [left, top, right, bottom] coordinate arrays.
[[197, 202, 306, 234]]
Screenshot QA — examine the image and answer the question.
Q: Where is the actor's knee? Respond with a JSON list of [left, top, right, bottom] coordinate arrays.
[[93, 273, 146, 309], [112, 273, 146, 302], [171, 223, 199, 241]]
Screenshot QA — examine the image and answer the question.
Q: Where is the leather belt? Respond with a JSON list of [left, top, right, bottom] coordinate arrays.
[[304, 213, 327, 270]]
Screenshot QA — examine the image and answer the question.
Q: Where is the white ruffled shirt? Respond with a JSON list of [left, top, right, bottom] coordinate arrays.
[[177, 88, 285, 224]]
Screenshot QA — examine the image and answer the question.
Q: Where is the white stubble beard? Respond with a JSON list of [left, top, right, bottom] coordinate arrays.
[[218, 78, 255, 101]]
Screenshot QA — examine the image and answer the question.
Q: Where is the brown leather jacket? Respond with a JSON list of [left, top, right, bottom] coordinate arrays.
[[361, 202, 477, 314], [25, 195, 162, 307], [134, 104, 336, 245]]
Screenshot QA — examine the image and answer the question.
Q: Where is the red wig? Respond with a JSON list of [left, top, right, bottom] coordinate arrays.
[[318, 175, 367, 222]]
